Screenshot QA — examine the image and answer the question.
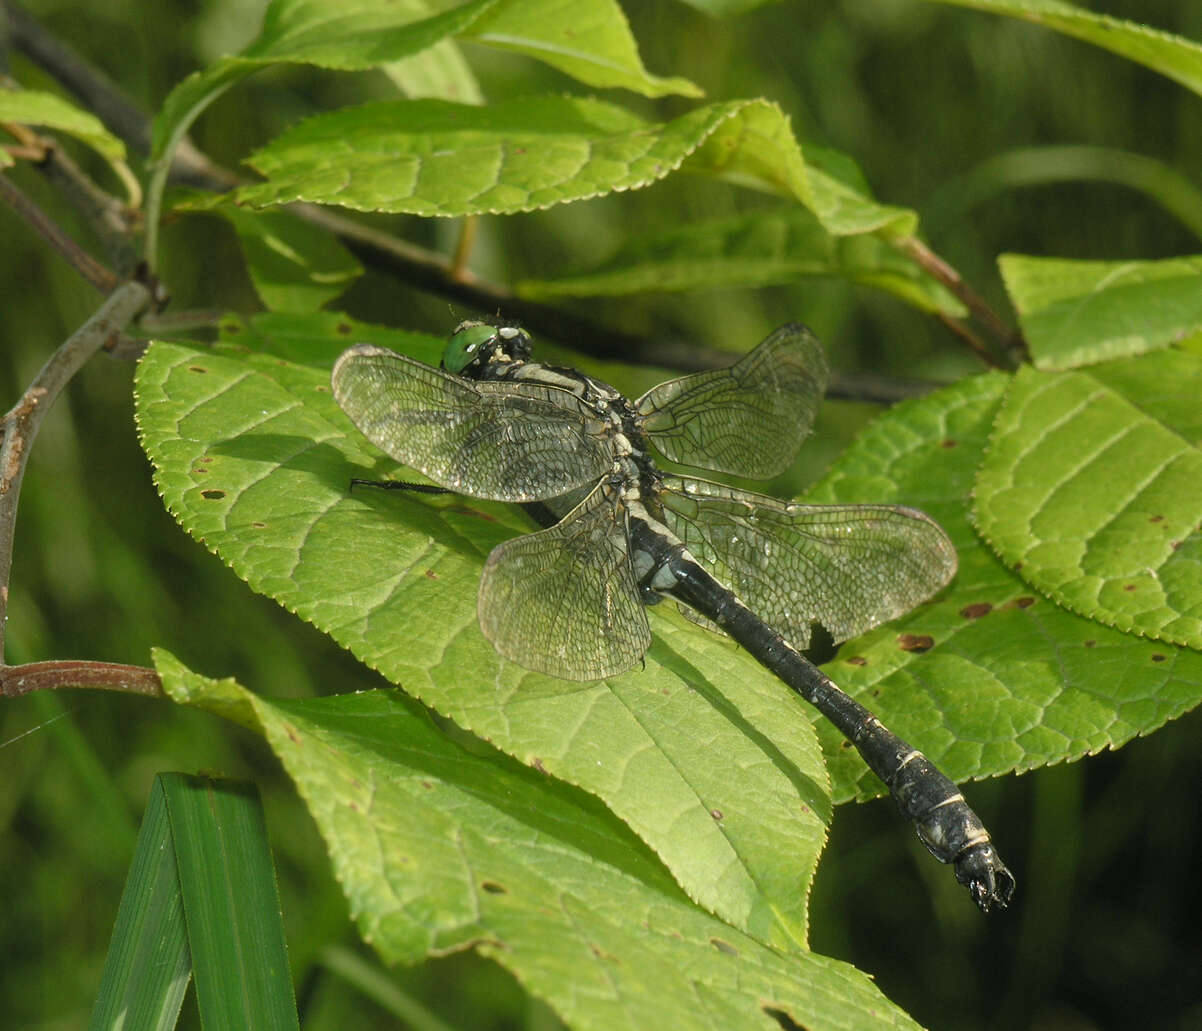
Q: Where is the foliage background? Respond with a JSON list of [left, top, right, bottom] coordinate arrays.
[[2, 0, 1201, 1028]]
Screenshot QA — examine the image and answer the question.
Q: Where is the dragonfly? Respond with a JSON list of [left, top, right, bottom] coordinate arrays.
[[331, 320, 1015, 913]]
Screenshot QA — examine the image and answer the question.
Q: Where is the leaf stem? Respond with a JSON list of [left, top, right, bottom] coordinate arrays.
[[894, 235, 1026, 366], [0, 279, 151, 660], [0, 660, 165, 697]]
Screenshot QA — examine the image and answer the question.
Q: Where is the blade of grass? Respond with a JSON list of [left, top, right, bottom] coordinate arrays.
[[88, 776, 191, 1031], [162, 774, 300, 1031]]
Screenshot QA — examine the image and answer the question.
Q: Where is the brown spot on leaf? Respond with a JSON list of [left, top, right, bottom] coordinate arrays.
[[1150, 514, 1165, 523], [1123, 584, 1137, 592], [1084, 640, 1096, 648], [200, 489, 226, 500], [960, 602, 993, 619], [940, 439, 958, 449], [336, 322, 352, 334], [188, 365, 208, 373], [481, 881, 507, 895], [897, 633, 934, 653], [710, 938, 739, 956], [1171, 540, 1182, 550], [1004, 596, 1035, 610], [251, 521, 266, 529], [531, 757, 548, 774], [425, 569, 438, 579], [710, 809, 723, 821], [1152, 654, 1166, 663], [846, 655, 867, 667], [763, 1006, 809, 1031]]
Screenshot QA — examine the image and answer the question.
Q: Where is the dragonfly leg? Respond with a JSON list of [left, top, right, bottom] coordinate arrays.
[[348, 478, 454, 495]]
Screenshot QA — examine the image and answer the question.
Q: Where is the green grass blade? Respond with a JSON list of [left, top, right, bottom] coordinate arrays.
[[88, 777, 191, 1031], [161, 773, 299, 1031]]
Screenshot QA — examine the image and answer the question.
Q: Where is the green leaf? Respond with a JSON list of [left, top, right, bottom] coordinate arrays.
[[157, 651, 921, 1030], [999, 253, 1202, 370], [674, 0, 776, 14], [0, 88, 126, 162], [461, 0, 701, 98], [973, 354, 1202, 653], [925, 0, 1202, 99], [384, 36, 485, 103], [150, 0, 503, 163], [89, 777, 191, 1031], [134, 314, 835, 950], [219, 207, 364, 313], [235, 96, 917, 238], [150, 0, 696, 168], [517, 207, 964, 315], [807, 371, 1202, 801]]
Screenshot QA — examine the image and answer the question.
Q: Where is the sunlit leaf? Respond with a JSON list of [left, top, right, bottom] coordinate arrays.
[[0, 88, 126, 161], [235, 96, 916, 238], [135, 314, 836, 950], [974, 353, 1202, 652], [156, 651, 920, 1029], [807, 370, 1202, 800], [999, 253, 1202, 370]]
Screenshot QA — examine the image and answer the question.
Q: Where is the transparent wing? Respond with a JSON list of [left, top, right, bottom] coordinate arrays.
[[332, 343, 613, 502], [478, 480, 651, 681], [658, 475, 957, 648], [635, 323, 828, 479]]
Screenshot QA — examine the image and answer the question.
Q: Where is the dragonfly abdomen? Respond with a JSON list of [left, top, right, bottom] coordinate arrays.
[[632, 519, 1015, 914]]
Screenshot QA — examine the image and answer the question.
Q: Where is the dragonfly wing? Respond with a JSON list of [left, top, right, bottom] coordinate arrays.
[[478, 481, 651, 681], [635, 323, 828, 479], [332, 343, 613, 502], [659, 476, 957, 647]]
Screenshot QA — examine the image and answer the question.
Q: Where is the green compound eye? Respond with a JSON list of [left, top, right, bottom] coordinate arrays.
[[442, 322, 498, 374]]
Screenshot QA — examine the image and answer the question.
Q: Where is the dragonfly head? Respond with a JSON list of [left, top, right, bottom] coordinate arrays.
[[442, 320, 532, 374]]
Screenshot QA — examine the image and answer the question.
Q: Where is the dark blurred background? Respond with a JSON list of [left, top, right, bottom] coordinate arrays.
[[2, 1, 1200, 1027]]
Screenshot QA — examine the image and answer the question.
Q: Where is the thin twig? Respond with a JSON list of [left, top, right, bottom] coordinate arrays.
[[0, 279, 151, 660], [893, 235, 1024, 365], [9, 127, 141, 271], [0, 171, 119, 291], [935, 312, 998, 368], [0, 659, 164, 698], [1, 0, 236, 189], [826, 370, 939, 405]]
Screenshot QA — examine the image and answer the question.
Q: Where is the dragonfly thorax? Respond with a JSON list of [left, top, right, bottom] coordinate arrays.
[[442, 321, 533, 374]]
